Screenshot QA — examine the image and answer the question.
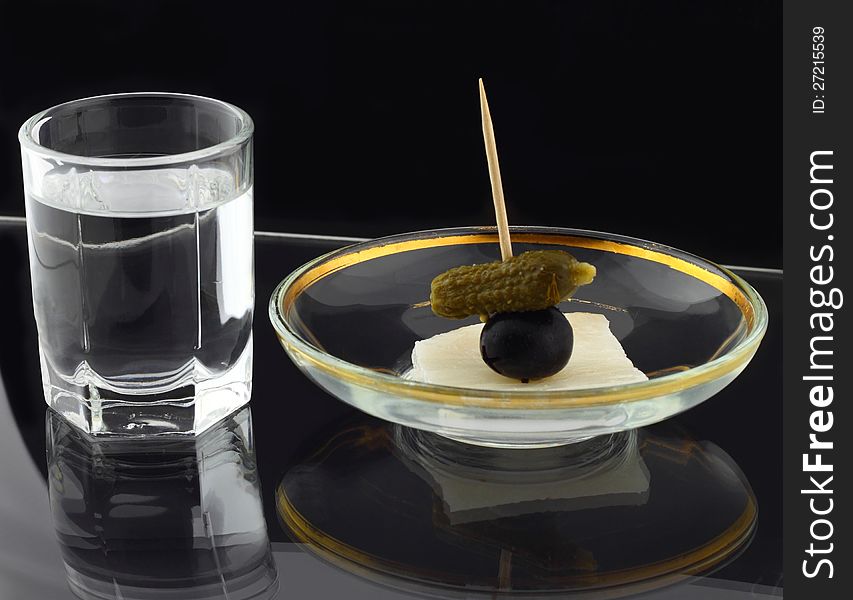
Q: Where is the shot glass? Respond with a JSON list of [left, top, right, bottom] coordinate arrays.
[[20, 93, 254, 435]]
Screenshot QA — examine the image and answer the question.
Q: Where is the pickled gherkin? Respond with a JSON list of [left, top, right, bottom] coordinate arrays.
[[430, 250, 596, 319]]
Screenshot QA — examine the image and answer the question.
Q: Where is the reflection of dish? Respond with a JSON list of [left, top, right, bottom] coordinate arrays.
[[276, 415, 757, 597], [47, 407, 278, 600], [270, 226, 768, 448]]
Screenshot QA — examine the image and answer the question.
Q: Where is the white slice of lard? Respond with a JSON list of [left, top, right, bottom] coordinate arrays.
[[409, 312, 647, 391]]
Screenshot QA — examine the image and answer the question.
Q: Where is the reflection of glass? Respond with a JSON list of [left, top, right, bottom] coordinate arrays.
[[21, 93, 255, 435], [277, 417, 756, 597], [47, 407, 278, 600]]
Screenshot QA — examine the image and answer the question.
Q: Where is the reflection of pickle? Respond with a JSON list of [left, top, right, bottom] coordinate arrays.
[[430, 250, 596, 319]]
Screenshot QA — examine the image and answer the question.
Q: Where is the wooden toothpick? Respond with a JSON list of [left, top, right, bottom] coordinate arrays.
[[479, 78, 513, 261]]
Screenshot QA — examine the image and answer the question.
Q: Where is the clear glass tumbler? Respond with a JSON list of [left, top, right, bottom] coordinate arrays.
[[20, 93, 254, 435]]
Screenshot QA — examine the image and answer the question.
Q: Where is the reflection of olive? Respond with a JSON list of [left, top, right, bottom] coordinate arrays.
[[479, 307, 574, 382]]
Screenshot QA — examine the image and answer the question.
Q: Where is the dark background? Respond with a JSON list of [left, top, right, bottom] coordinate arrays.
[[0, 0, 780, 267]]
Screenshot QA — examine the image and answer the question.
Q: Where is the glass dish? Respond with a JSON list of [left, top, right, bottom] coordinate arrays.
[[269, 227, 768, 448]]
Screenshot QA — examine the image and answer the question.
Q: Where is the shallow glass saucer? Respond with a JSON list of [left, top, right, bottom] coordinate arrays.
[[269, 226, 768, 448]]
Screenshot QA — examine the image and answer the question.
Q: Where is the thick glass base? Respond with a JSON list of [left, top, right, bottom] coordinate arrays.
[[42, 337, 253, 436]]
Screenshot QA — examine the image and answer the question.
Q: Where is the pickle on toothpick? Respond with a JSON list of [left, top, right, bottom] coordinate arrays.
[[430, 250, 596, 320], [423, 80, 598, 383]]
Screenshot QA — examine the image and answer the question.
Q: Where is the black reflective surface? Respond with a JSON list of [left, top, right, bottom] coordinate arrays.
[[278, 420, 758, 596], [0, 220, 782, 598]]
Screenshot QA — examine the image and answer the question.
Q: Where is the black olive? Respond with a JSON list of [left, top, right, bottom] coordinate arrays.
[[479, 307, 573, 381]]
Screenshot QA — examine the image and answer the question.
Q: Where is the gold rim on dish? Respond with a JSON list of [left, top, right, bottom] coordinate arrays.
[[269, 227, 768, 410]]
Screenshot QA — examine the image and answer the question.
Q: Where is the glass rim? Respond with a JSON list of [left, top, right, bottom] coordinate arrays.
[[18, 92, 254, 168]]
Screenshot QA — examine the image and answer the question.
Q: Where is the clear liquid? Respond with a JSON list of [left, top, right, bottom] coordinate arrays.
[[26, 167, 254, 434]]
